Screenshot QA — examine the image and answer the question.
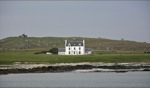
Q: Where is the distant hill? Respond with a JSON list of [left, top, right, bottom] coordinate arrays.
[[0, 37, 150, 52]]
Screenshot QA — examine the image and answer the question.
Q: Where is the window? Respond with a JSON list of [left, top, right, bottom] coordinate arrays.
[[69, 47, 70, 50], [79, 51, 81, 54], [69, 51, 70, 54], [74, 51, 75, 54], [79, 47, 81, 50], [74, 47, 75, 50]]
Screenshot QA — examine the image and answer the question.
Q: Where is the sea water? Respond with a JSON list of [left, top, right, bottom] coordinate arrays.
[[0, 72, 150, 88]]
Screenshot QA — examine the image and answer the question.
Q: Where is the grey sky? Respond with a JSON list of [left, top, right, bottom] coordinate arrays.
[[0, 1, 150, 42]]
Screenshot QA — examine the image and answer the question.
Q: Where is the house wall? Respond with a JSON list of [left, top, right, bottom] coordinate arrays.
[[85, 51, 92, 55], [58, 52, 65, 55], [65, 46, 85, 55]]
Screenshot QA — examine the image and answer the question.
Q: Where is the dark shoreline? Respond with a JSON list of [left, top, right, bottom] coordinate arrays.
[[1, 63, 150, 74]]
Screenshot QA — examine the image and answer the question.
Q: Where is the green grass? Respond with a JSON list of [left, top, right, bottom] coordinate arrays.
[[0, 51, 150, 65]]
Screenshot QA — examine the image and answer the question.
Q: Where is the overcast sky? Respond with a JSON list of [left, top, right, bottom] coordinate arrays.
[[0, 1, 150, 42]]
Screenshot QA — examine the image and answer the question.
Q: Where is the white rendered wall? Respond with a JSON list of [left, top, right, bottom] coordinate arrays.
[[65, 46, 85, 55], [58, 52, 65, 55]]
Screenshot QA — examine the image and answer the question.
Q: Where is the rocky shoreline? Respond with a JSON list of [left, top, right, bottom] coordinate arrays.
[[0, 63, 150, 74]]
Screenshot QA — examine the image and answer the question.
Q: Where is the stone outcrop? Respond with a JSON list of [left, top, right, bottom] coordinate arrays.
[[0, 63, 150, 74]]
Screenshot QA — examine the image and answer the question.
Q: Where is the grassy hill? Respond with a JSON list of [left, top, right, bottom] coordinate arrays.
[[0, 36, 150, 64], [0, 37, 150, 53]]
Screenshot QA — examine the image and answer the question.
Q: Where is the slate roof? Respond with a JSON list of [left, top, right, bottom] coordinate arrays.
[[85, 48, 92, 52], [58, 48, 65, 52], [66, 41, 83, 46]]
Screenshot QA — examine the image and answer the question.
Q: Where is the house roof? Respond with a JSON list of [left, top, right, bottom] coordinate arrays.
[[85, 48, 92, 52], [66, 41, 83, 46], [58, 48, 65, 52]]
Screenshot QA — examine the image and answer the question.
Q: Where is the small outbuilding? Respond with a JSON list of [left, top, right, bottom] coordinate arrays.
[[58, 48, 65, 55]]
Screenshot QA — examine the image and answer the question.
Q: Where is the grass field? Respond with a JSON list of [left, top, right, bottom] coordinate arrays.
[[0, 51, 150, 65]]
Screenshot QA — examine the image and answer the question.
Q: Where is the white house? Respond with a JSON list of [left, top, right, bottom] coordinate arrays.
[[58, 40, 92, 55]]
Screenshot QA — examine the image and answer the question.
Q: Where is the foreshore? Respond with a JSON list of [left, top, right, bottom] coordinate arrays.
[[0, 62, 150, 74]]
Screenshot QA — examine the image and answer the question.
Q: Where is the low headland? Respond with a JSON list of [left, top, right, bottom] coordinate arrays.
[[0, 37, 150, 74]]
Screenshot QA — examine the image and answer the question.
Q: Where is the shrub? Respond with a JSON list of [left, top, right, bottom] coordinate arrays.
[[49, 48, 58, 54]]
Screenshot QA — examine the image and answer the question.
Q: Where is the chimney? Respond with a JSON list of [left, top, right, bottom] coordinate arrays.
[[83, 40, 85, 44], [65, 40, 67, 46], [83, 40, 85, 54]]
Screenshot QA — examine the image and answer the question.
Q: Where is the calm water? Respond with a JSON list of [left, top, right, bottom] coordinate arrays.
[[0, 72, 150, 88]]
